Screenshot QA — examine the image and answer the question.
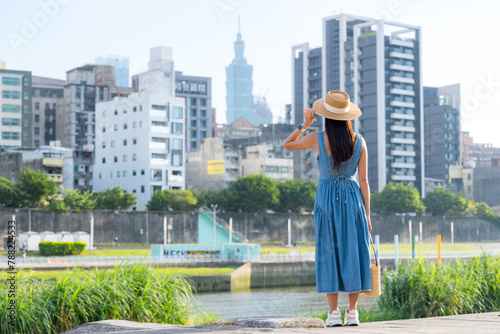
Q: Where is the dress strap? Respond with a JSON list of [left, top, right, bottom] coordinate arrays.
[[352, 133, 363, 163], [318, 131, 328, 158]]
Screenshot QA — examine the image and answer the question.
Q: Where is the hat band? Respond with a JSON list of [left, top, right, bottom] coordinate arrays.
[[324, 101, 350, 114]]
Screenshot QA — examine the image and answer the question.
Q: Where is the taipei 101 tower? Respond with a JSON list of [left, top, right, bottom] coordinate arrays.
[[225, 17, 254, 125]]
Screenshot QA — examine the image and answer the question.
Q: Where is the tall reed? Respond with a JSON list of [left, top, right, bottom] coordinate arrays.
[[378, 254, 500, 318], [0, 264, 193, 334]]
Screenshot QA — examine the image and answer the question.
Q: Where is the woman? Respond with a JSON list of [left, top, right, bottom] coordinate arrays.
[[283, 90, 372, 327]]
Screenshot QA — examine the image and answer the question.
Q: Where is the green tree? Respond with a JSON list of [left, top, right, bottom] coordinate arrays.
[[147, 189, 198, 211], [0, 177, 21, 207], [371, 182, 425, 215], [17, 168, 57, 207], [424, 188, 469, 216], [274, 179, 316, 213], [62, 189, 96, 211], [196, 189, 228, 209], [225, 174, 279, 212], [94, 186, 137, 210]]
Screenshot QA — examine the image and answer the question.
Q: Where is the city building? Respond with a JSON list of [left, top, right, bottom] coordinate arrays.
[[449, 161, 500, 207], [175, 71, 212, 151], [461, 131, 500, 167], [424, 177, 446, 194], [241, 143, 293, 181], [94, 64, 134, 99], [94, 46, 186, 210], [424, 84, 461, 182], [0, 68, 32, 150], [225, 19, 254, 125], [215, 117, 262, 139], [95, 55, 130, 87], [292, 14, 424, 193], [31, 76, 65, 148]]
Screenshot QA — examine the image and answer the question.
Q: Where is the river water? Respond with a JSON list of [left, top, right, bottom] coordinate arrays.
[[192, 286, 377, 319]]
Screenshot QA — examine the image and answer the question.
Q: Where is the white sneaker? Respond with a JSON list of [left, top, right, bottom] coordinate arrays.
[[325, 309, 342, 327], [344, 309, 359, 326]]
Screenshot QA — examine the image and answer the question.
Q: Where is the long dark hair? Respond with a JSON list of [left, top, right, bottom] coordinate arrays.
[[324, 118, 356, 170]]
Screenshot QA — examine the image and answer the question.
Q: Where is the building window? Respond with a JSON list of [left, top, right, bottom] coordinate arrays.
[[173, 106, 183, 119], [34, 115, 40, 123], [190, 98, 197, 106], [139, 121, 142, 128], [172, 122, 183, 134], [190, 109, 197, 117], [190, 141, 197, 149], [133, 138, 137, 145], [172, 153, 182, 166], [102, 157, 106, 164], [141, 169, 145, 175], [152, 153, 167, 159], [152, 137, 167, 143], [152, 121, 167, 127], [200, 109, 206, 117], [123, 123, 128, 130], [133, 106, 137, 112], [2, 118, 21, 126], [102, 141, 106, 148], [190, 120, 197, 127], [114, 124, 118, 131], [200, 99, 206, 107], [1, 132, 20, 140], [99, 172, 101, 179], [114, 156, 118, 163], [123, 139, 127, 146], [111, 140, 115, 147], [191, 130, 197, 138], [141, 185, 145, 193], [2, 105, 20, 113], [172, 138, 182, 150], [201, 131, 206, 139], [102, 126, 106, 133], [114, 109, 118, 115], [2, 77, 21, 86], [102, 111, 106, 118], [132, 153, 137, 161], [132, 170, 137, 176], [123, 155, 127, 162], [151, 169, 162, 181], [133, 121, 137, 128], [201, 120, 206, 127], [151, 185, 161, 193], [123, 170, 127, 177], [2, 91, 21, 99], [34, 140, 40, 147]]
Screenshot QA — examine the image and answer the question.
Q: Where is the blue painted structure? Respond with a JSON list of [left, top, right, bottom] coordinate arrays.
[[198, 212, 244, 244], [151, 243, 260, 262]]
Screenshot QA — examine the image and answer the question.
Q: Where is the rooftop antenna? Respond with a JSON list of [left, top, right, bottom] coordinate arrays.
[[238, 15, 241, 34]]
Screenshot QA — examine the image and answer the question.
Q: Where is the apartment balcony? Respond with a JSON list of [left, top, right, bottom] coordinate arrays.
[[391, 137, 416, 145], [390, 64, 415, 72], [150, 109, 167, 118], [389, 52, 414, 60], [390, 113, 415, 120], [74, 171, 92, 179], [47, 174, 63, 183], [390, 125, 416, 132], [42, 157, 63, 168], [391, 162, 416, 169], [391, 174, 417, 181], [151, 125, 170, 134], [149, 142, 167, 150], [390, 100, 415, 108], [389, 76, 415, 84], [151, 158, 169, 166], [391, 150, 416, 157], [390, 88, 415, 96], [389, 38, 414, 48]]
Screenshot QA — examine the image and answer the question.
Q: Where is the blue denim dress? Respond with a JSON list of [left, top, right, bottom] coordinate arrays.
[[314, 132, 371, 294]]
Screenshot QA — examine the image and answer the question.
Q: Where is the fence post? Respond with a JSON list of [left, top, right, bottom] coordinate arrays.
[[412, 234, 415, 259], [229, 217, 233, 244], [163, 216, 167, 245], [28, 208, 31, 232], [394, 234, 399, 268], [419, 221, 423, 244], [90, 211, 94, 250], [146, 211, 149, 244], [437, 234, 442, 265], [287, 218, 292, 247], [375, 234, 380, 260], [408, 219, 412, 245], [451, 221, 454, 244]]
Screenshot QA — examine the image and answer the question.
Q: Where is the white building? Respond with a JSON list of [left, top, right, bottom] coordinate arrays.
[[242, 144, 293, 181], [93, 46, 186, 211]]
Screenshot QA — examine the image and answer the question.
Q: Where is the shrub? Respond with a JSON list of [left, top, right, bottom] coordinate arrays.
[[38, 242, 87, 256], [0, 264, 193, 334]]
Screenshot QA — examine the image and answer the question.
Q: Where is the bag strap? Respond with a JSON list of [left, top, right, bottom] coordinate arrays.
[[369, 233, 379, 266]]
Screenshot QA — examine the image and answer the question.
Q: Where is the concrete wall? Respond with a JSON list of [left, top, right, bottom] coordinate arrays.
[[1, 208, 499, 247]]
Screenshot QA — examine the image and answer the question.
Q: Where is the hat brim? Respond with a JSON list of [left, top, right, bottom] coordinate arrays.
[[313, 98, 361, 121]]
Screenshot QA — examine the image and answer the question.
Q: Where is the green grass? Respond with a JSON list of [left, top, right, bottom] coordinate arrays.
[[309, 307, 405, 323], [0, 264, 196, 334], [13, 266, 238, 282]]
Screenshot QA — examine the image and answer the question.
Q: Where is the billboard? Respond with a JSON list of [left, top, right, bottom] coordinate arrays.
[[207, 159, 225, 174]]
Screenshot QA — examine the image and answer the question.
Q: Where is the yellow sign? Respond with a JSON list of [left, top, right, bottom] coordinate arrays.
[[207, 160, 225, 175]]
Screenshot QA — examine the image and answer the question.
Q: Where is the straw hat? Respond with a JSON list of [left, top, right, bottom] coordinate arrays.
[[313, 90, 361, 121]]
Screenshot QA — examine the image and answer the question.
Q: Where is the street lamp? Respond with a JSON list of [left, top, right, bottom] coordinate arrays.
[[211, 204, 218, 244], [167, 218, 173, 244]]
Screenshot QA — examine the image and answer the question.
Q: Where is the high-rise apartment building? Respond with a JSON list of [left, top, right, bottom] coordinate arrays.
[[424, 84, 461, 182], [292, 14, 424, 194], [31, 76, 65, 148], [0, 69, 32, 150], [95, 55, 130, 88], [175, 71, 212, 151], [95, 46, 186, 210]]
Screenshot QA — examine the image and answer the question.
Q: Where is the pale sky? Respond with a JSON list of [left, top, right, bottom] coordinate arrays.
[[1, 0, 499, 146]]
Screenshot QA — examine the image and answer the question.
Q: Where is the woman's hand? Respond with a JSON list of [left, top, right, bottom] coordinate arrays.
[[303, 108, 315, 128], [367, 216, 372, 233]]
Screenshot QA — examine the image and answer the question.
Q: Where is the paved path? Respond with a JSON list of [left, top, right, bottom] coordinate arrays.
[[63, 312, 500, 334]]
